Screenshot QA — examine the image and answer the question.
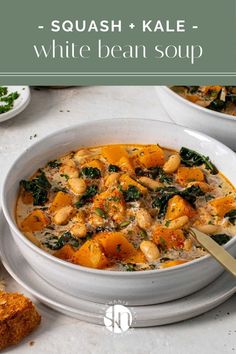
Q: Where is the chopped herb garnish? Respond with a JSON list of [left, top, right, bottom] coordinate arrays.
[[180, 147, 218, 175], [119, 220, 131, 228], [165, 220, 171, 227], [20, 170, 51, 206], [140, 229, 148, 239], [94, 207, 106, 218], [81, 167, 101, 179]]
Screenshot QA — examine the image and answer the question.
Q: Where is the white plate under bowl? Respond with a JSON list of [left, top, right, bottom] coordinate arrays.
[[0, 86, 30, 123], [0, 214, 235, 327]]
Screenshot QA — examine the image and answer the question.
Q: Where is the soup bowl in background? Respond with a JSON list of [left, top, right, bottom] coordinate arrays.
[[156, 86, 236, 151], [1, 118, 236, 305]]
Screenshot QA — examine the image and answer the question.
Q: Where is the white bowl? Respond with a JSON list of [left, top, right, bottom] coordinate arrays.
[[2, 118, 236, 305], [156, 86, 236, 151]]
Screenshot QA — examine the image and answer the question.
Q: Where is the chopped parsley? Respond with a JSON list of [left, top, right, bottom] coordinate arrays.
[[0, 87, 20, 114]]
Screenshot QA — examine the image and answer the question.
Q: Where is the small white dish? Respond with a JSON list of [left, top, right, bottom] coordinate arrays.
[[0, 86, 30, 123], [0, 214, 235, 327], [156, 86, 236, 151]]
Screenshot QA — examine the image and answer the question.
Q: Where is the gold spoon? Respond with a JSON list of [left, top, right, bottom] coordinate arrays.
[[190, 228, 236, 277]]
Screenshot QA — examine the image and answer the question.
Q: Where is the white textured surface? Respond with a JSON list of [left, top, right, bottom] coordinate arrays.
[[0, 86, 236, 354]]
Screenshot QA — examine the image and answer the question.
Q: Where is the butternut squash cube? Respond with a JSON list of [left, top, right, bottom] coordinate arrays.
[[165, 195, 195, 220], [117, 156, 134, 174], [95, 232, 136, 259], [49, 191, 73, 214], [152, 226, 185, 249], [176, 167, 204, 186], [138, 145, 164, 168], [160, 259, 188, 269], [54, 244, 75, 261], [124, 250, 146, 264], [101, 145, 129, 164], [209, 196, 235, 217], [72, 240, 108, 269], [21, 210, 49, 232]]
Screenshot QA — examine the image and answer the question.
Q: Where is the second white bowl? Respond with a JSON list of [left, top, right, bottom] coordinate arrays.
[[156, 86, 236, 151]]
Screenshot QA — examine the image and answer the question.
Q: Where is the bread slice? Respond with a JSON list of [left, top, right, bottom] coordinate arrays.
[[0, 291, 41, 350]]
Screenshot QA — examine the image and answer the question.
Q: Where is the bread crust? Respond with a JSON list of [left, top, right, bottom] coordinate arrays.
[[0, 291, 41, 350]]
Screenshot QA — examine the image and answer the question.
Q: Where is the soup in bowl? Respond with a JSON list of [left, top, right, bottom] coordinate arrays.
[[2, 118, 236, 305]]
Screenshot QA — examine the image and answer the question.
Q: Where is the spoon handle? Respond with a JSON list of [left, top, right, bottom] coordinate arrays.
[[191, 228, 236, 277]]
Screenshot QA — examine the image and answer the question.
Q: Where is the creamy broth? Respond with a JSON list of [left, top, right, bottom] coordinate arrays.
[[16, 144, 236, 271]]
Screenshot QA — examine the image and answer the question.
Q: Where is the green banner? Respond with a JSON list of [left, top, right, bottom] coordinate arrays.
[[0, 0, 236, 84]]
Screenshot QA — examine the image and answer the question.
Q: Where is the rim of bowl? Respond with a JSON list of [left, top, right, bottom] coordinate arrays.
[[1, 117, 236, 277], [161, 86, 236, 123]]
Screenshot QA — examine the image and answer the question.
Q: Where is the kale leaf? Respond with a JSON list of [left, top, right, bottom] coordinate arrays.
[[224, 209, 236, 225], [47, 160, 62, 168], [20, 170, 51, 206], [75, 185, 98, 208], [81, 167, 101, 179], [211, 234, 231, 246], [108, 164, 121, 172], [152, 185, 205, 218], [207, 99, 226, 112], [43, 231, 80, 250], [122, 185, 142, 202], [180, 147, 218, 175], [135, 166, 172, 184]]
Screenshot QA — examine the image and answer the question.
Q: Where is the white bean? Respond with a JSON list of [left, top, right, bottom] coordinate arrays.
[[70, 223, 87, 238], [54, 206, 74, 225], [166, 216, 189, 230], [74, 149, 92, 163], [60, 165, 79, 178], [187, 181, 211, 192], [104, 173, 120, 188], [163, 154, 181, 173], [183, 238, 193, 251], [136, 208, 153, 229], [140, 241, 160, 262], [195, 224, 220, 235], [68, 177, 86, 195], [138, 176, 162, 190]]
